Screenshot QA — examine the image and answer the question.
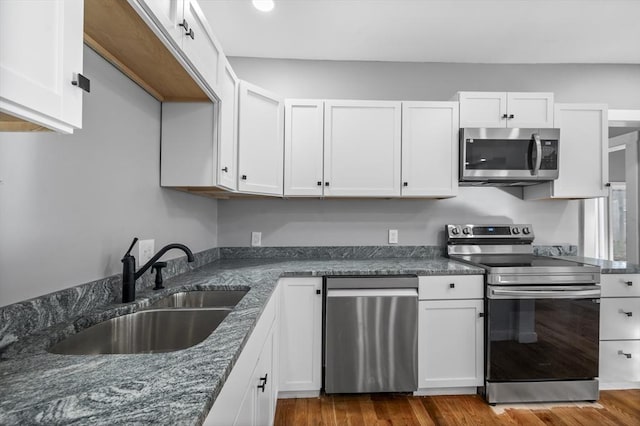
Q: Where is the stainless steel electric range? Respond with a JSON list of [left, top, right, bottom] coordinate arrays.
[[446, 224, 601, 404]]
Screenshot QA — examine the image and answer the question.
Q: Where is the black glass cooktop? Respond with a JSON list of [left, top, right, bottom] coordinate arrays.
[[453, 254, 593, 269]]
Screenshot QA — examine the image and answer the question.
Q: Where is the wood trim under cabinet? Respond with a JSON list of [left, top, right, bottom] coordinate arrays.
[[0, 112, 51, 132], [84, 0, 208, 102]]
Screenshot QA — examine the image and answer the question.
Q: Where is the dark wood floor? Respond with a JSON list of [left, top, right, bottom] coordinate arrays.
[[275, 390, 640, 425]]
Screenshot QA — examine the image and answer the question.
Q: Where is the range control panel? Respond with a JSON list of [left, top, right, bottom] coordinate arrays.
[[446, 224, 534, 240]]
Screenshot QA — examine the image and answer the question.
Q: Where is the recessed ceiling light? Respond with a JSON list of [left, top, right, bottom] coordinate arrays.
[[252, 0, 274, 12]]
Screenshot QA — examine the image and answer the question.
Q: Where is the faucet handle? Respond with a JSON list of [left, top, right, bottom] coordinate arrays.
[[152, 262, 168, 290], [123, 237, 139, 260]]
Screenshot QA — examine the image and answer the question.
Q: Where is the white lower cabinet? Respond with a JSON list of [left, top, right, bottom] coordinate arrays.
[[417, 275, 484, 395], [599, 273, 640, 390], [204, 287, 279, 426], [278, 277, 323, 397]]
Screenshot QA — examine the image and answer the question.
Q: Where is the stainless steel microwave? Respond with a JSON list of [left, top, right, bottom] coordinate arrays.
[[459, 128, 560, 186]]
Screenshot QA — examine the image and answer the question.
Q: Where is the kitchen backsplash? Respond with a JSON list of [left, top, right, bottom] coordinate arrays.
[[0, 247, 220, 352], [0, 244, 575, 352]]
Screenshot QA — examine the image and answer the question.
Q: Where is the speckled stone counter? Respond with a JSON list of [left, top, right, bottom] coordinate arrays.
[[0, 256, 482, 425], [553, 256, 640, 274]]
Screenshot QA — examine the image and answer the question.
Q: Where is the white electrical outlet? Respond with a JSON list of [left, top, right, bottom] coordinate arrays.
[[138, 239, 155, 265], [251, 232, 262, 247], [388, 229, 399, 244]]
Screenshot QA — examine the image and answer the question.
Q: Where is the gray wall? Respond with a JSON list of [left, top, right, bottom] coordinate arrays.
[[0, 48, 218, 307], [228, 58, 640, 108], [218, 189, 579, 247], [217, 57, 640, 247], [609, 149, 626, 182]]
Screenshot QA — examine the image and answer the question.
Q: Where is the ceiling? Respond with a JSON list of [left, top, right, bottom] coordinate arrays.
[[199, 0, 640, 64]]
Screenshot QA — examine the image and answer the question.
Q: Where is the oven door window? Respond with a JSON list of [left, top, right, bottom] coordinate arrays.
[[487, 297, 599, 381]]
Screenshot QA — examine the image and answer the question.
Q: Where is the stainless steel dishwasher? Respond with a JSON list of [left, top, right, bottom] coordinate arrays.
[[324, 276, 418, 394]]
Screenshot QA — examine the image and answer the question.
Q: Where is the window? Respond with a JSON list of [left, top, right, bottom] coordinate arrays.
[[608, 183, 627, 261]]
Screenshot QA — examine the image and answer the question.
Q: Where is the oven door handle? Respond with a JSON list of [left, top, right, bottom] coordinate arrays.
[[488, 286, 601, 299]]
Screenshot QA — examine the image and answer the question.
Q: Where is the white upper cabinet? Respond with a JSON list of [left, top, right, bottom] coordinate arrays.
[[161, 102, 218, 187], [524, 103, 608, 199], [0, 0, 84, 133], [401, 102, 459, 198], [217, 58, 239, 191], [181, 0, 222, 93], [135, 0, 223, 96], [284, 100, 324, 197], [324, 100, 402, 197], [457, 92, 553, 128], [238, 81, 284, 196]]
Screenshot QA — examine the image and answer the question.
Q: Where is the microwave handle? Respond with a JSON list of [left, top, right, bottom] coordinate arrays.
[[531, 133, 542, 175]]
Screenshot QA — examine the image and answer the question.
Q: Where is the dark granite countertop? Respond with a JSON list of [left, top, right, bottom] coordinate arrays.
[[0, 256, 482, 425], [552, 256, 640, 274]]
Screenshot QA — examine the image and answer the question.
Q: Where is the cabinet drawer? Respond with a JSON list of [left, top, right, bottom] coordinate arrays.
[[419, 275, 483, 300], [599, 340, 640, 385], [600, 298, 640, 340], [601, 274, 640, 298]]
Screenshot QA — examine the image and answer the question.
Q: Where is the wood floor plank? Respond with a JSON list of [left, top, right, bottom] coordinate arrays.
[[274, 391, 640, 426]]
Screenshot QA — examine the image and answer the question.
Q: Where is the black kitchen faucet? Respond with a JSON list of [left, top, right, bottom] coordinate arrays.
[[121, 237, 195, 303]]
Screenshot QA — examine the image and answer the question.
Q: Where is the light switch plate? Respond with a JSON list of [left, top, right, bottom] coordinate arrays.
[[388, 229, 398, 244], [138, 239, 155, 265], [251, 232, 262, 247]]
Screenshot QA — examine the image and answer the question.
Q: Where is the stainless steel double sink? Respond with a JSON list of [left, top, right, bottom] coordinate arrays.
[[48, 290, 248, 355]]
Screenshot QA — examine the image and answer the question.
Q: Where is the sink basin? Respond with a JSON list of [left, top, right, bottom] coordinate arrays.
[[146, 290, 248, 309], [48, 309, 229, 355]]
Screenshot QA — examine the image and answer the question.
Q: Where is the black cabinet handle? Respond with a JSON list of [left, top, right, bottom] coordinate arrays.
[[618, 350, 632, 359], [179, 20, 194, 39], [403, 182, 408, 187], [449, 283, 455, 289], [325, 182, 330, 186], [71, 73, 90, 93], [626, 281, 633, 287], [222, 167, 228, 173], [316, 289, 321, 295], [619, 309, 633, 317], [508, 114, 515, 119], [502, 114, 508, 119], [241, 175, 247, 180], [186, 28, 194, 39], [317, 181, 322, 186], [478, 312, 485, 318]]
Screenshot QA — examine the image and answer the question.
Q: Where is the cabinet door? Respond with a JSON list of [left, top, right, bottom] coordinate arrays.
[[506, 92, 554, 128], [418, 299, 484, 389], [233, 379, 256, 426], [255, 327, 276, 426], [181, 0, 222, 93], [0, 0, 83, 133], [284, 100, 324, 197], [525, 103, 607, 199], [324, 100, 401, 197], [238, 81, 284, 196], [138, 0, 184, 45], [401, 102, 458, 198], [458, 92, 507, 128], [279, 278, 323, 393], [217, 58, 239, 190]]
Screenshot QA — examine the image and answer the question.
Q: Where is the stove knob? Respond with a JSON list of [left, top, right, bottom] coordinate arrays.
[[522, 227, 531, 235], [451, 227, 460, 235], [512, 227, 520, 235], [462, 227, 471, 235]]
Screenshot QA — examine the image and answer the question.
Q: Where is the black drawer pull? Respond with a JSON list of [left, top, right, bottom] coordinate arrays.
[[222, 166, 228, 172], [403, 182, 408, 187], [502, 114, 508, 119], [619, 309, 633, 317], [449, 283, 455, 289], [241, 175, 247, 180], [508, 114, 515, 119], [317, 181, 322, 186], [325, 182, 330, 186], [618, 350, 632, 359], [478, 312, 485, 318], [316, 289, 321, 295], [626, 281, 633, 286], [257, 374, 268, 392]]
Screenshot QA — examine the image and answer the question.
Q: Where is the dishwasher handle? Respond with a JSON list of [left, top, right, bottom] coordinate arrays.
[[326, 288, 418, 298]]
